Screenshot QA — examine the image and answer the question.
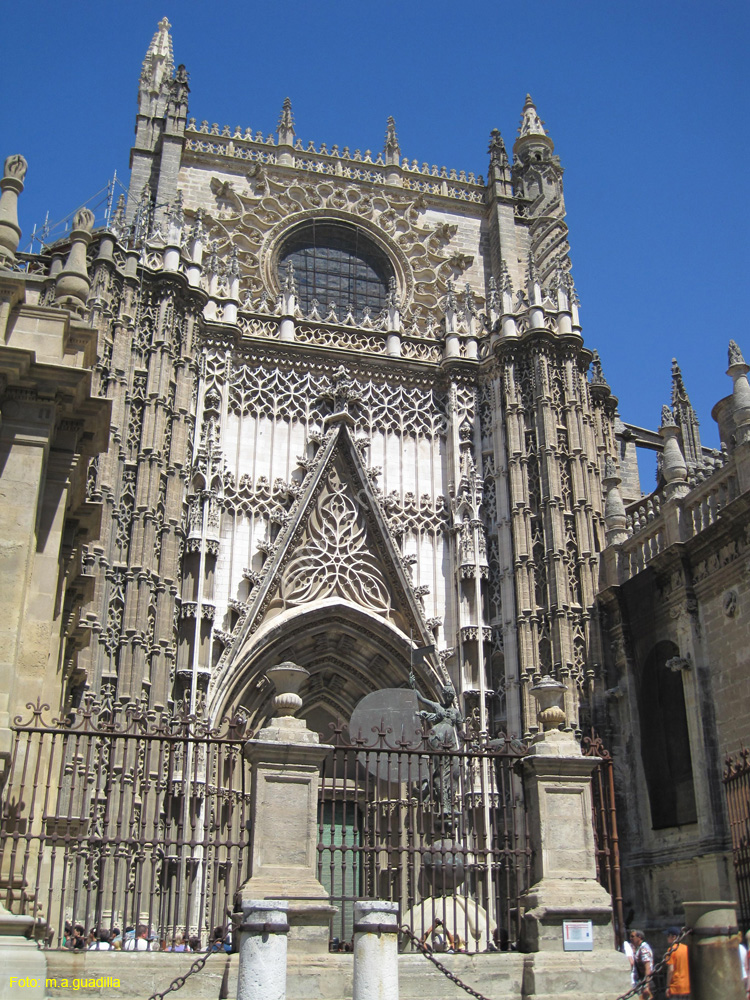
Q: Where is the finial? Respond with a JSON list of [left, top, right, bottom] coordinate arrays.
[[527, 249, 540, 288], [604, 456, 617, 481], [54, 207, 95, 314], [283, 259, 297, 293], [499, 258, 513, 295], [445, 279, 458, 311], [386, 275, 398, 309], [277, 97, 295, 141], [488, 129, 508, 167], [729, 339, 746, 367], [589, 350, 610, 388], [110, 193, 126, 237], [488, 276, 499, 312], [191, 207, 204, 242], [384, 116, 400, 157], [661, 404, 676, 428], [518, 94, 547, 138], [0, 154, 28, 264], [464, 283, 475, 315], [229, 243, 241, 279], [168, 190, 184, 230]]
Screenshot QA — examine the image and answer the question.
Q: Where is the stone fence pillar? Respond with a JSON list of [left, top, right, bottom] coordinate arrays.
[[517, 680, 631, 998], [0, 909, 47, 1000], [683, 900, 745, 1000], [352, 900, 399, 1000], [237, 900, 289, 1000], [239, 663, 336, 953], [519, 725, 615, 953]]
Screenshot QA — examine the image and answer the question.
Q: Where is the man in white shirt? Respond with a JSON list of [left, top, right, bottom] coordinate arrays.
[[123, 925, 152, 951]]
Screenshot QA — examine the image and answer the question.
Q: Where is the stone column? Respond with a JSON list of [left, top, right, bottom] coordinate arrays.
[[237, 900, 289, 1000], [352, 900, 399, 1000], [683, 901, 745, 1000], [239, 663, 336, 953]]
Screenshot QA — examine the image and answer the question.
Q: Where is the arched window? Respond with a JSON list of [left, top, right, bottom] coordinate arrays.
[[278, 221, 393, 317], [637, 641, 697, 829]]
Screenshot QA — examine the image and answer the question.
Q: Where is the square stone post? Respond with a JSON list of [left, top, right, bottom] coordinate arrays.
[[239, 663, 336, 954], [517, 690, 631, 1000]]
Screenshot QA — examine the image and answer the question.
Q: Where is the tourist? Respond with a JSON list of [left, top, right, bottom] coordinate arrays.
[[110, 927, 122, 951], [665, 926, 689, 999], [188, 936, 201, 952], [421, 918, 455, 953], [88, 929, 112, 951], [622, 933, 636, 988], [740, 929, 748, 997], [171, 933, 187, 952], [124, 924, 152, 951], [630, 929, 653, 1000], [72, 925, 85, 951]]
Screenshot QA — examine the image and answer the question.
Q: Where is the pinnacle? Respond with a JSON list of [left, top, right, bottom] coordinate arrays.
[[277, 97, 295, 134], [384, 116, 400, 154], [518, 94, 547, 138], [141, 16, 174, 91], [671, 358, 691, 407]]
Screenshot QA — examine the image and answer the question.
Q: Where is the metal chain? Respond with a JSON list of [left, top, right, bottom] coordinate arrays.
[[147, 930, 232, 1000], [612, 928, 692, 1000], [399, 924, 494, 1000]]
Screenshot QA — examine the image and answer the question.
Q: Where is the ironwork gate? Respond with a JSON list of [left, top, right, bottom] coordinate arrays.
[[583, 730, 625, 947], [317, 723, 531, 952], [723, 746, 750, 929], [0, 697, 252, 948]]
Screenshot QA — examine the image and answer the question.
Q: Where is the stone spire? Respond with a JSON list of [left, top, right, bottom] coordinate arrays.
[[140, 16, 174, 97], [0, 154, 27, 265], [671, 358, 702, 469], [277, 98, 295, 146], [518, 94, 547, 139]]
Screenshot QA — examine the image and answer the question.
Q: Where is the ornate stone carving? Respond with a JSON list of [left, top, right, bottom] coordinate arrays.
[[279, 466, 391, 613]]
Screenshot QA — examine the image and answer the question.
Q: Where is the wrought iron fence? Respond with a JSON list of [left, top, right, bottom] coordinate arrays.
[[583, 730, 625, 948], [723, 746, 750, 929], [0, 697, 252, 949], [317, 722, 531, 953]]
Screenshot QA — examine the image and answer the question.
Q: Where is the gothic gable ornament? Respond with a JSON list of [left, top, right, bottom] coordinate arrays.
[[279, 465, 391, 613]]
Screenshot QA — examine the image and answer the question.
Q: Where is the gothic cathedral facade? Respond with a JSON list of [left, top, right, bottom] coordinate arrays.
[[1, 18, 748, 931]]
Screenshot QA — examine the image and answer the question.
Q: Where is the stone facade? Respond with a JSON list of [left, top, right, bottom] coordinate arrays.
[[1, 15, 748, 949]]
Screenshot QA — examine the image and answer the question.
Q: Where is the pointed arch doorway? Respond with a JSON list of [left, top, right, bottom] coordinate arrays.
[[209, 598, 441, 736]]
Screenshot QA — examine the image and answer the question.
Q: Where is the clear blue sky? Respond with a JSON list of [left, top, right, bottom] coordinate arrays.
[[3, 1, 748, 465]]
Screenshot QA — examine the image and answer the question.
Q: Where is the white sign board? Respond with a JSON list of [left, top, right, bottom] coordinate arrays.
[[562, 920, 593, 951]]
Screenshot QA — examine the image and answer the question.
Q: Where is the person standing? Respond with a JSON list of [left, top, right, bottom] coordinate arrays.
[[123, 924, 152, 951], [630, 929, 654, 1000], [665, 926, 690, 999]]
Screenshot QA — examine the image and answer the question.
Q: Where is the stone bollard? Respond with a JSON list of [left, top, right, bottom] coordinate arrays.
[[683, 900, 744, 1000], [352, 900, 399, 1000], [0, 908, 47, 1000], [237, 900, 289, 1000]]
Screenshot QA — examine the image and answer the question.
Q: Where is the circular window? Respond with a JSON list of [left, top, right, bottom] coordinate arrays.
[[278, 221, 393, 318]]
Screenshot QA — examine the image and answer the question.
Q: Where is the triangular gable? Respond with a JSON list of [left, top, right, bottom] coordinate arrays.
[[227, 419, 436, 657]]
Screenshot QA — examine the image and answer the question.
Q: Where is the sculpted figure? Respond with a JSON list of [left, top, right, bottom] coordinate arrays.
[[409, 671, 464, 831]]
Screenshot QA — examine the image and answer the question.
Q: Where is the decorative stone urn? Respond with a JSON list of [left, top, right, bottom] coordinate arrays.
[[530, 676, 566, 731], [267, 661, 310, 718]]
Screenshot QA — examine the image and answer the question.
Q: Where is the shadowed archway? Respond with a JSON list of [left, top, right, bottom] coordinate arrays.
[[209, 598, 444, 737]]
